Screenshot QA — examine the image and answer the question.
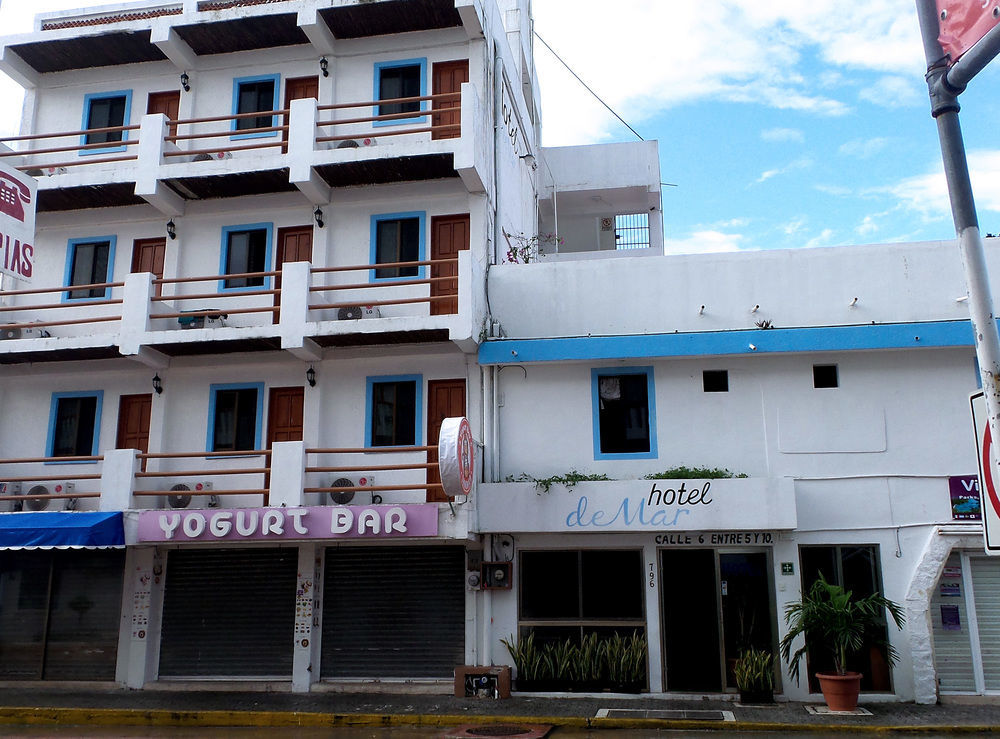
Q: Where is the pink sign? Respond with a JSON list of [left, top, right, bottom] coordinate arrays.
[[136, 504, 439, 543], [937, 0, 1000, 61]]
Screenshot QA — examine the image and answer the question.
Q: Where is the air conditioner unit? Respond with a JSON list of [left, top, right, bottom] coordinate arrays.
[[0, 326, 22, 340], [23, 484, 52, 512], [0, 482, 22, 512], [166, 481, 218, 509], [0, 325, 52, 340], [335, 137, 377, 149], [328, 474, 376, 505], [192, 151, 233, 162], [337, 305, 381, 321]]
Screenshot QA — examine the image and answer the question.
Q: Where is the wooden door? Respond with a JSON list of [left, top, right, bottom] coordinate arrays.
[[116, 394, 152, 471], [430, 214, 469, 315], [265, 386, 305, 505], [426, 379, 465, 502], [147, 91, 180, 137], [432, 60, 468, 140], [131, 237, 166, 296], [273, 225, 314, 323], [283, 75, 320, 151]]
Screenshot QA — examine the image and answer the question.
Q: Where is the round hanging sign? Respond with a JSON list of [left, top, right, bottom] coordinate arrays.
[[438, 416, 476, 498]]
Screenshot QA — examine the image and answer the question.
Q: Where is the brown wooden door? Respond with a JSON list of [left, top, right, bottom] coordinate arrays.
[[273, 225, 314, 323], [116, 394, 152, 471], [430, 214, 469, 315], [426, 379, 466, 502], [131, 237, 166, 296], [283, 75, 320, 151], [267, 386, 304, 445], [147, 91, 180, 137], [432, 60, 468, 140]]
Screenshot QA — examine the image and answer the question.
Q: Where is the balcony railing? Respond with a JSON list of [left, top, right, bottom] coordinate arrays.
[[0, 454, 103, 511], [0, 124, 140, 172], [150, 271, 280, 329], [316, 92, 460, 148], [0, 280, 124, 335], [163, 109, 290, 160], [305, 445, 443, 503], [132, 449, 271, 507], [309, 258, 459, 318]]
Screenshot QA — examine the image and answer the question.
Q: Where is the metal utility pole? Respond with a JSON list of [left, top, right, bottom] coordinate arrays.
[[914, 1, 1000, 551]]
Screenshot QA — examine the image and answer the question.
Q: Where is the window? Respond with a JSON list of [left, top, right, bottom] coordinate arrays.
[[518, 549, 645, 645], [81, 91, 131, 152], [813, 364, 839, 388], [591, 367, 656, 459], [371, 212, 424, 280], [63, 237, 116, 301], [374, 59, 426, 124], [614, 213, 650, 250], [366, 375, 422, 447], [47, 391, 103, 458], [220, 223, 272, 290], [232, 75, 279, 138], [799, 545, 892, 692], [703, 369, 729, 393], [207, 384, 263, 453]]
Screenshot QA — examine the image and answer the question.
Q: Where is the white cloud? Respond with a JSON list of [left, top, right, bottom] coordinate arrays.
[[783, 216, 808, 236], [752, 156, 813, 185], [885, 150, 1000, 221], [858, 75, 921, 108], [815, 184, 853, 196], [663, 230, 746, 255], [856, 215, 880, 236], [804, 229, 836, 248], [839, 137, 890, 158], [761, 128, 805, 143]]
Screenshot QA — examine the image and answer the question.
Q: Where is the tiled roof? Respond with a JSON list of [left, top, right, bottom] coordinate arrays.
[[41, 7, 182, 30], [197, 0, 290, 10]]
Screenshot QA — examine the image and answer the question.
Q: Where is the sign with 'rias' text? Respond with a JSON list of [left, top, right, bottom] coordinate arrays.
[[136, 504, 438, 543], [0, 161, 36, 283]]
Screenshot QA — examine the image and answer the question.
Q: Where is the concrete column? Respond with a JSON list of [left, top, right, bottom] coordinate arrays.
[[136, 113, 185, 216], [278, 261, 310, 352], [269, 440, 306, 508], [642, 541, 663, 692], [292, 543, 319, 692], [119, 272, 155, 356], [118, 546, 156, 689], [288, 97, 330, 204], [100, 448, 140, 512]]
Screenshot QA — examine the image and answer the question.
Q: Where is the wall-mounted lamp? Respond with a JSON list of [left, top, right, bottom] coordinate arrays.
[[306, 366, 316, 387], [180, 72, 190, 92], [166, 220, 176, 240], [319, 57, 329, 77], [152, 374, 163, 394], [313, 207, 324, 229]]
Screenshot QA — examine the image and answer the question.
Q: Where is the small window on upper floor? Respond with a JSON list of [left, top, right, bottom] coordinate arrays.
[[220, 223, 272, 290], [64, 236, 116, 301], [813, 364, 839, 388], [367, 375, 421, 447], [371, 212, 424, 280], [232, 75, 279, 137], [82, 91, 131, 152], [703, 370, 729, 393], [614, 213, 650, 250], [592, 367, 657, 459], [208, 384, 263, 453], [374, 59, 426, 124], [48, 392, 103, 458]]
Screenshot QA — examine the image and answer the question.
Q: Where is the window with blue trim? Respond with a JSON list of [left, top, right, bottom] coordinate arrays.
[[208, 384, 262, 452], [221, 223, 271, 289], [82, 91, 131, 151], [232, 75, 279, 137], [65, 236, 115, 300], [374, 59, 426, 124], [48, 392, 103, 458], [368, 376, 421, 447], [592, 367, 655, 458], [372, 212, 423, 279]]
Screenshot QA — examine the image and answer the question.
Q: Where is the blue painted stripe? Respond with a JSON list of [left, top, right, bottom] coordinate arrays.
[[478, 320, 977, 365]]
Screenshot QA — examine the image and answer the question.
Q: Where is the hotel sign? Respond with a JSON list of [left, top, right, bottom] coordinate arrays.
[[0, 161, 36, 283], [136, 504, 438, 543]]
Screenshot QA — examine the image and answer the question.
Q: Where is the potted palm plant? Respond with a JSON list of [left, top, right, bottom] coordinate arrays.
[[779, 575, 905, 712], [733, 648, 775, 704]]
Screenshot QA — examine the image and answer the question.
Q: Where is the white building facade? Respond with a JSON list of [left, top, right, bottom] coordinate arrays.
[[0, 0, 992, 707]]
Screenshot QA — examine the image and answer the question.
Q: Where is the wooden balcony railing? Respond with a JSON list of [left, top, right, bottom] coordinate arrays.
[[0, 281, 124, 334], [0, 455, 103, 510], [305, 445, 444, 501], [316, 92, 461, 146], [150, 271, 280, 324], [163, 108, 290, 160], [132, 449, 271, 505], [0, 124, 140, 171], [309, 258, 458, 315]]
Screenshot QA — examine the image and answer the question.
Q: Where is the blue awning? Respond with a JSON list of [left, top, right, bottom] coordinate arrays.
[[0, 511, 124, 549]]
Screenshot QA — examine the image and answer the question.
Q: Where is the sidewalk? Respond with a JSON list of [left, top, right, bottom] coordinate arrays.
[[0, 686, 999, 733]]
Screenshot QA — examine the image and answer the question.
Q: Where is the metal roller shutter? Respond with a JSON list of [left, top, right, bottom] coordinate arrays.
[[971, 557, 1000, 690], [930, 553, 975, 692], [321, 545, 464, 678], [158, 548, 297, 678]]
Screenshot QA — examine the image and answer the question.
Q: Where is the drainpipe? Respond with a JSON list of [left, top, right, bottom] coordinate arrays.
[[493, 49, 503, 266], [481, 533, 493, 666]]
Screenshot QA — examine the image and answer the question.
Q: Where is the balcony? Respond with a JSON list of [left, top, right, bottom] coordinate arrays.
[[0, 86, 485, 213], [0, 252, 480, 363]]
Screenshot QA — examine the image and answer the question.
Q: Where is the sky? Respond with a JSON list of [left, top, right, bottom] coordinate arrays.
[[0, 0, 997, 255]]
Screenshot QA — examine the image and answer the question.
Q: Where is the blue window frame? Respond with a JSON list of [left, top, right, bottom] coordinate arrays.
[[206, 383, 264, 453], [369, 211, 425, 281], [62, 236, 116, 302], [365, 374, 422, 447], [373, 58, 427, 126], [80, 90, 132, 154], [231, 74, 280, 140], [591, 366, 657, 460], [46, 391, 104, 460], [219, 223, 273, 291]]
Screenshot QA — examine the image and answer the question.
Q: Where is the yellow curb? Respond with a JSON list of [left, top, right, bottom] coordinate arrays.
[[0, 707, 999, 733]]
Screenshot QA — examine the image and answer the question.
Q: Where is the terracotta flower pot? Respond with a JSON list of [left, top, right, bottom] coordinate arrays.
[[816, 671, 862, 712]]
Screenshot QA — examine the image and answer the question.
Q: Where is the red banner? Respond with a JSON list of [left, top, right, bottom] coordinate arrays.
[[937, 0, 1000, 61]]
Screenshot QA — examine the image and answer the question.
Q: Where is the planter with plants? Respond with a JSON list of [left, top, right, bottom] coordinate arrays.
[[779, 575, 905, 712], [501, 631, 647, 693], [733, 648, 775, 704]]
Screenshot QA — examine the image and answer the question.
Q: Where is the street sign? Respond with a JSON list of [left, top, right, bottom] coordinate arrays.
[[937, 0, 1000, 61], [970, 391, 1000, 553], [0, 160, 36, 283]]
